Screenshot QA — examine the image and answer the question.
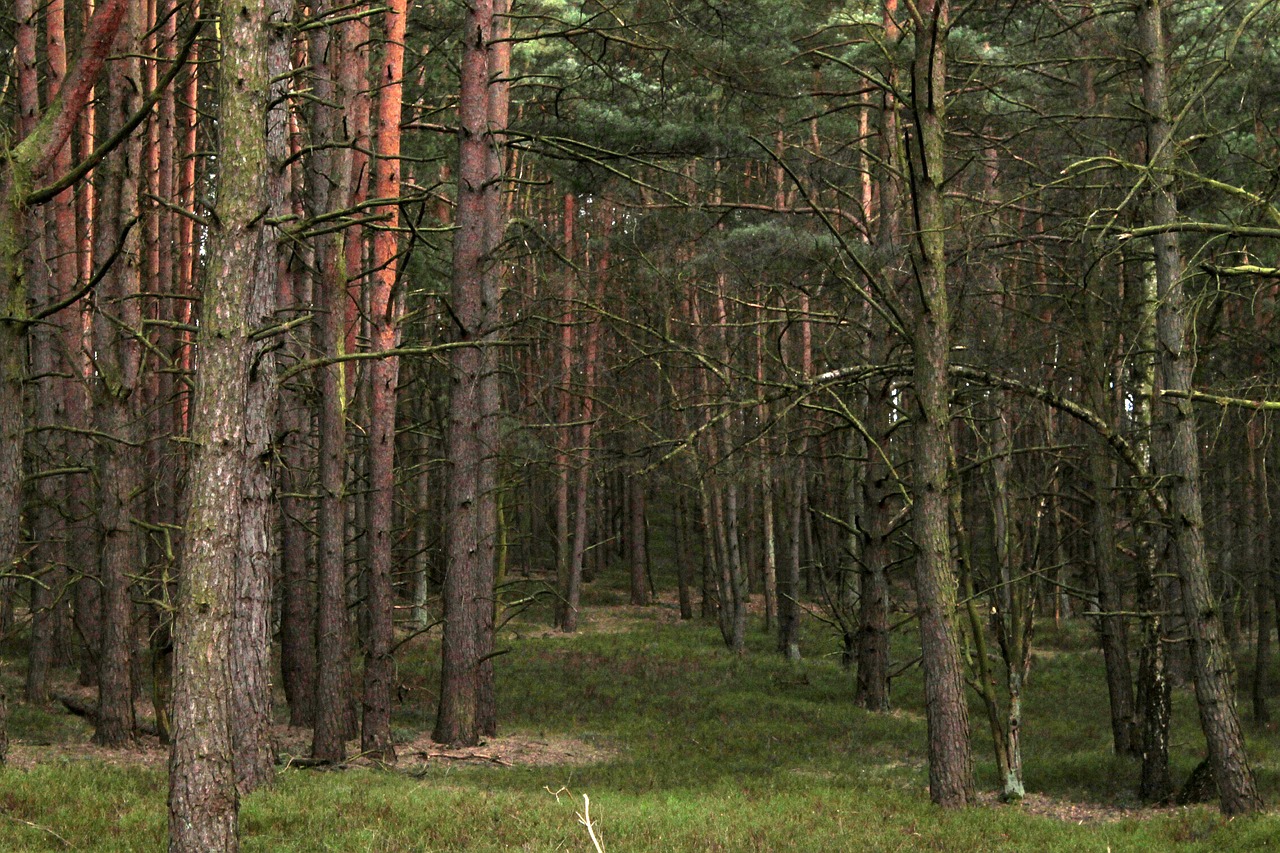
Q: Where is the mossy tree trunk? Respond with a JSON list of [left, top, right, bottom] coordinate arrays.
[[904, 0, 975, 807], [1138, 0, 1262, 816], [168, 0, 276, 843]]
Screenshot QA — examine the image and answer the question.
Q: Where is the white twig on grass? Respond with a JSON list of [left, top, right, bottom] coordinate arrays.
[[576, 793, 605, 853]]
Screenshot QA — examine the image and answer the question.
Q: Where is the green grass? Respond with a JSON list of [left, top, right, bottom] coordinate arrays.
[[4, 593, 1280, 850]]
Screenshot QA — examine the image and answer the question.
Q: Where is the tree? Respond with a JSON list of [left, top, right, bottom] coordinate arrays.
[[0, 0, 132, 758], [435, 0, 510, 746], [1137, 0, 1262, 816], [903, 0, 975, 807], [168, 0, 276, 844], [361, 0, 409, 763], [307, 0, 361, 763]]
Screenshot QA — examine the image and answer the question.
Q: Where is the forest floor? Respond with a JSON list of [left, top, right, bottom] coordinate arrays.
[[3, 582, 1280, 850]]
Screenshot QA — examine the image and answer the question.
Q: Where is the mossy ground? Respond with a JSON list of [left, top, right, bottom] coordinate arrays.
[[3, 578, 1280, 850]]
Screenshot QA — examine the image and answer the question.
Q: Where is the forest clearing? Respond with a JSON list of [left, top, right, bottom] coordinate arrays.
[[5, 580, 1280, 851]]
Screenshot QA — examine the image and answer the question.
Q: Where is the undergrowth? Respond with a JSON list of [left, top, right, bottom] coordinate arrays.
[[3, 582, 1280, 850]]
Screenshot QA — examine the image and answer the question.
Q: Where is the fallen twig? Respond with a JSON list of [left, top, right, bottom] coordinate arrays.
[[577, 794, 605, 853], [418, 750, 513, 767]]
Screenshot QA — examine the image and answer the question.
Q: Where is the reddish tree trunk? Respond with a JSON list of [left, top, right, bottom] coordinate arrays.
[[555, 193, 576, 630], [436, 0, 509, 745], [361, 0, 407, 763], [90, 4, 146, 747]]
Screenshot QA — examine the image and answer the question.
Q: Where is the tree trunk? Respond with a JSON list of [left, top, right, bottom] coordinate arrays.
[[554, 193, 576, 629], [905, 0, 974, 807], [227, 0, 290, 791], [724, 479, 747, 653], [361, 0, 407, 762], [1138, 0, 1262, 815], [1251, 418, 1274, 724], [435, 0, 507, 746], [675, 491, 695, 620], [91, 6, 146, 746], [308, 4, 358, 763], [629, 475, 649, 605], [169, 0, 276, 842], [562, 269, 600, 633], [17, 0, 60, 709], [855, 366, 894, 713], [1090, 448, 1138, 755], [760, 468, 778, 634]]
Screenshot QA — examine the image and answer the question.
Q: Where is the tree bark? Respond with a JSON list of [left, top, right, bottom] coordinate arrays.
[[629, 475, 649, 605], [905, 0, 974, 807], [436, 0, 507, 746], [1250, 418, 1274, 724], [308, 3, 359, 763], [168, 0, 276, 842], [19, 0, 64, 707], [1138, 0, 1262, 815], [361, 0, 407, 762], [91, 4, 146, 747], [554, 193, 576, 630]]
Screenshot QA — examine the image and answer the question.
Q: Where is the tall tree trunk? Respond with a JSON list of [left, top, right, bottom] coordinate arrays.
[[1251, 418, 1274, 723], [435, 0, 507, 746], [754, 300, 778, 634], [278, 116, 317, 728], [562, 261, 601, 633], [168, 0, 275, 842], [228, 0, 290, 792], [91, 4, 146, 746], [554, 193, 576, 630], [0, 0, 131, 659], [779, 463, 804, 661], [629, 475, 649, 605], [1138, 0, 1262, 815], [19, 0, 62, 707], [857, 3, 906, 709], [779, 293, 812, 661], [1132, 257, 1172, 803], [361, 0, 407, 762], [905, 0, 974, 807], [1083, 249, 1138, 757], [308, 4, 359, 763], [474, 1, 511, 738], [1090, 447, 1138, 754], [760, 467, 778, 634]]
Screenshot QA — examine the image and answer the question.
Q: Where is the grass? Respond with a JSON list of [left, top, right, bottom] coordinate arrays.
[[4, 583, 1280, 850]]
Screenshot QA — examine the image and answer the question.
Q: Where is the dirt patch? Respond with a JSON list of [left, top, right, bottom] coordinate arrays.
[[978, 791, 1198, 825], [9, 674, 612, 775], [395, 733, 614, 769], [10, 724, 611, 774], [519, 600, 689, 639], [4, 738, 169, 772], [274, 726, 613, 771]]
